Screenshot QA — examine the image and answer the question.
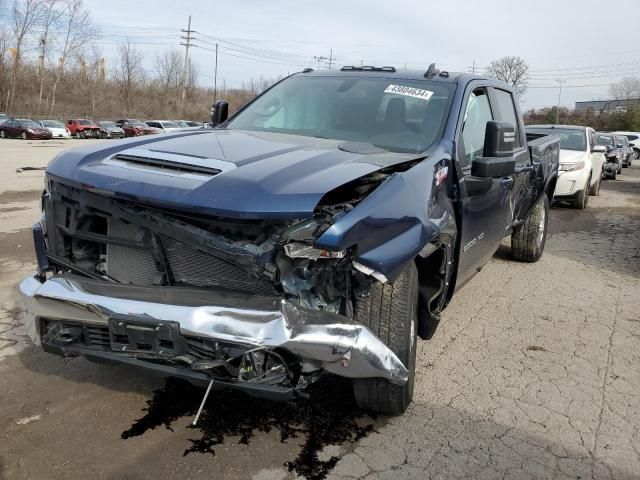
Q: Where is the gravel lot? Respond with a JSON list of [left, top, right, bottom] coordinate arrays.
[[1, 139, 638, 480]]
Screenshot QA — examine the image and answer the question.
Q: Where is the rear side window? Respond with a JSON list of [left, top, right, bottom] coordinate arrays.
[[492, 89, 521, 148], [460, 88, 494, 168]]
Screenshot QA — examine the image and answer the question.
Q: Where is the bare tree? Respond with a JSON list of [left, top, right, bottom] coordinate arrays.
[[115, 41, 144, 112], [486, 56, 530, 97], [154, 49, 182, 91], [608, 77, 640, 100], [48, 0, 95, 113], [9, 0, 43, 111]]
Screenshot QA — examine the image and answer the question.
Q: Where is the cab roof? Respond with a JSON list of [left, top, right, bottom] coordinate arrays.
[[296, 66, 493, 87]]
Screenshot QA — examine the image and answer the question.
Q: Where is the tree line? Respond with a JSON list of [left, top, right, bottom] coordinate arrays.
[[0, 0, 274, 121]]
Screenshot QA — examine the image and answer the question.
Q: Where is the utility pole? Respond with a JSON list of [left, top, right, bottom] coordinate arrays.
[[468, 60, 476, 74], [180, 15, 195, 103], [314, 55, 327, 70], [555, 79, 565, 125], [328, 49, 333, 70], [213, 43, 218, 104]]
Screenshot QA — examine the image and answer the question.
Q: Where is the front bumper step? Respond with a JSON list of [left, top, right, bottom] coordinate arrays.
[[19, 273, 408, 385]]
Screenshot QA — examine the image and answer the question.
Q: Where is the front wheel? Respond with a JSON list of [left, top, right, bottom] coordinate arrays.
[[352, 263, 418, 415], [21, 131, 27, 140], [589, 176, 601, 196], [0, 130, 6, 139], [511, 195, 549, 262]]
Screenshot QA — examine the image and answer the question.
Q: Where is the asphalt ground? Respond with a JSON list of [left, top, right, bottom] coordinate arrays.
[[1, 139, 638, 480]]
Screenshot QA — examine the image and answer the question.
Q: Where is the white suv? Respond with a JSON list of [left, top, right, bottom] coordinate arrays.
[[526, 125, 605, 209]]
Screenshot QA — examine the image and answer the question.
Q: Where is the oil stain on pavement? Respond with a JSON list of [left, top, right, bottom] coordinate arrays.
[[121, 377, 378, 480]]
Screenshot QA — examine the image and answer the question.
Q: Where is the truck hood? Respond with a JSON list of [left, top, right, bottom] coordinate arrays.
[[46, 129, 418, 218]]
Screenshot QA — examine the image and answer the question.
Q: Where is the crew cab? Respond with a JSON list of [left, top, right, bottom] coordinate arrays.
[[66, 119, 101, 138], [19, 65, 559, 414], [526, 125, 605, 207]]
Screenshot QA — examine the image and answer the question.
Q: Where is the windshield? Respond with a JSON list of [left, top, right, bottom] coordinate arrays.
[[42, 120, 64, 128], [78, 119, 93, 125], [161, 121, 179, 128], [597, 134, 613, 146], [99, 121, 116, 128], [20, 120, 41, 128], [128, 122, 146, 127], [174, 120, 189, 127], [529, 128, 587, 151], [228, 76, 453, 153]]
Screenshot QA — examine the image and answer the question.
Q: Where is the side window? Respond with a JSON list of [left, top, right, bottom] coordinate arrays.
[[492, 89, 522, 148], [460, 88, 493, 168]]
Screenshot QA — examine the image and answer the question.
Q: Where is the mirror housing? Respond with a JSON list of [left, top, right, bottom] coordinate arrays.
[[210, 100, 229, 126], [471, 121, 517, 178], [616, 144, 624, 149], [483, 120, 517, 157], [592, 145, 606, 153]]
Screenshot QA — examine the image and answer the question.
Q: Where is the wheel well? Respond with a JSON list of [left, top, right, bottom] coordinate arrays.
[[414, 245, 448, 340], [545, 176, 557, 203]]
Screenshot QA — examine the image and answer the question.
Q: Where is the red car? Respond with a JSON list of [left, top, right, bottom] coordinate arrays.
[[0, 119, 53, 140], [66, 119, 101, 138], [119, 120, 159, 137]]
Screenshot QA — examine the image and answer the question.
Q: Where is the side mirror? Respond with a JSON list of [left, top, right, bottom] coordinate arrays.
[[210, 100, 229, 126], [471, 121, 517, 178], [616, 144, 624, 149], [592, 145, 606, 153]]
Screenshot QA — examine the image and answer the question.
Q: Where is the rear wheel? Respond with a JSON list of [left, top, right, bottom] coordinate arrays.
[[352, 262, 418, 415], [0, 130, 5, 139], [511, 195, 549, 262]]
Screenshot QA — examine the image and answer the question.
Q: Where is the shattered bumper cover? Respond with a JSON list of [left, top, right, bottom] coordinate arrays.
[[18, 274, 409, 386]]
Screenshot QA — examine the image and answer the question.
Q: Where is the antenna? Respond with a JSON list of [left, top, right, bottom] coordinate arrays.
[[424, 63, 440, 79]]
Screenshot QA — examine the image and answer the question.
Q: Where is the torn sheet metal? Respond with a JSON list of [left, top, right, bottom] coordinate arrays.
[[19, 274, 409, 385]]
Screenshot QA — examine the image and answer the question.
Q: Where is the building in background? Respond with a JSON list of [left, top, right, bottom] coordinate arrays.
[[575, 99, 640, 114]]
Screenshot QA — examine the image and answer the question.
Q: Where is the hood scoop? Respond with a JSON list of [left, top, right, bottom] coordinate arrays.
[[112, 154, 222, 176], [103, 148, 237, 180]]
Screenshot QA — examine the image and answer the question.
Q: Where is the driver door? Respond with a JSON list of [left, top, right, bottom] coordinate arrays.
[[455, 87, 516, 288]]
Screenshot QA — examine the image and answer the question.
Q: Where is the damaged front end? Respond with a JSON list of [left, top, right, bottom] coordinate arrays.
[[21, 172, 411, 399]]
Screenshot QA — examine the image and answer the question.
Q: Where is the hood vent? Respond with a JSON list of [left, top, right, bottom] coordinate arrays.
[[111, 154, 222, 176]]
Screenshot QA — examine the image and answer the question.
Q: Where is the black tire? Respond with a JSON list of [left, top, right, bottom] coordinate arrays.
[[511, 194, 549, 262], [21, 131, 27, 140], [0, 130, 5, 139], [77, 130, 84, 139], [617, 163, 622, 174], [588, 176, 601, 196], [633, 149, 640, 161], [572, 185, 588, 209], [352, 262, 418, 415], [610, 169, 617, 180]]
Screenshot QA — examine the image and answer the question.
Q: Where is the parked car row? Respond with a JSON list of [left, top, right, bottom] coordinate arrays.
[[525, 125, 637, 209], [0, 115, 206, 140]]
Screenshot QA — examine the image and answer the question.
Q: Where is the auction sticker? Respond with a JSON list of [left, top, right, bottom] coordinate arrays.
[[384, 84, 434, 101]]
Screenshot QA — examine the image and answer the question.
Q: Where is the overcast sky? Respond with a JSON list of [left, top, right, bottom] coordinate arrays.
[[83, 0, 640, 109]]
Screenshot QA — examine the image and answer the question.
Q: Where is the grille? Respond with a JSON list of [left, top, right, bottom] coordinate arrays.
[[160, 235, 274, 294], [106, 220, 159, 285]]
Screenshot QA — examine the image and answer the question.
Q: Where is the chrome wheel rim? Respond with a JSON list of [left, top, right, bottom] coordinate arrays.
[[537, 207, 546, 246]]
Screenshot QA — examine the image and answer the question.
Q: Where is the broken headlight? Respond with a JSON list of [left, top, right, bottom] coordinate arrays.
[[284, 242, 346, 259]]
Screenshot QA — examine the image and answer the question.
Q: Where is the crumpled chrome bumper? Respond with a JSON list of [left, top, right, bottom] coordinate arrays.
[[18, 273, 408, 384]]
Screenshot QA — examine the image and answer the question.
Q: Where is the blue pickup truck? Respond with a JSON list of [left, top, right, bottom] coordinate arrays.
[[19, 65, 559, 414]]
